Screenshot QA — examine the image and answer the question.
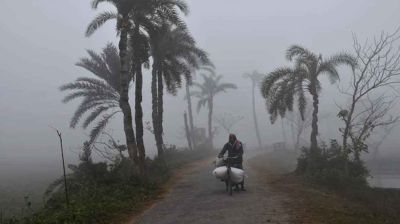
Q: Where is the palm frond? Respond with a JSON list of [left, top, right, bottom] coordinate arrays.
[[196, 98, 208, 113], [86, 11, 117, 37], [82, 105, 117, 129], [89, 111, 120, 145], [215, 83, 237, 93], [286, 45, 317, 62], [261, 67, 293, 98], [326, 53, 357, 71]]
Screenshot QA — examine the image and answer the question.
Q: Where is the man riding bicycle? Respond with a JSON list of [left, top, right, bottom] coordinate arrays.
[[218, 133, 246, 191]]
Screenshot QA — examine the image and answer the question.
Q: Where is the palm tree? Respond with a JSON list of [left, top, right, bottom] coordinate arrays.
[[243, 71, 264, 150], [192, 73, 237, 148], [261, 45, 356, 160], [149, 23, 211, 155], [128, 0, 190, 167], [85, 0, 189, 169], [185, 66, 215, 149], [60, 43, 121, 145], [86, 0, 138, 162]]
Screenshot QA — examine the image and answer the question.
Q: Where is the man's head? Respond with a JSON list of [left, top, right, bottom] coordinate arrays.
[[228, 134, 237, 144]]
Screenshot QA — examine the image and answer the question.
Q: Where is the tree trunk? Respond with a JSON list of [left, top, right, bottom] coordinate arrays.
[[309, 81, 319, 171], [208, 97, 214, 149], [186, 80, 196, 148], [295, 130, 301, 152], [118, 21, 138, 162], [135, 60, 146, 174], [151, 62, 163, 158], [184, 111, 193, 150], [156, 68, 165, 152], [342, 99, 356, 175], [251, 81, 262, 150]]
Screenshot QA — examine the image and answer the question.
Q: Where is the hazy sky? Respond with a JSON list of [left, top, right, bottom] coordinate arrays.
[[1, 0, 400, 164]]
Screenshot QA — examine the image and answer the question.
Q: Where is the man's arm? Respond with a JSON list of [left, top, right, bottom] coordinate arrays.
[[237, 142, 244, 157], [218, 144, 228, 158]]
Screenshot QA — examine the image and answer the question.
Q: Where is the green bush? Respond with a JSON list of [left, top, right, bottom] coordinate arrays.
[[296, 140, 369, 189]]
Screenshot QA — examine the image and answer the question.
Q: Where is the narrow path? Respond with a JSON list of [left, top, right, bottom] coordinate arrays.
[[130, 157, 294, 224]]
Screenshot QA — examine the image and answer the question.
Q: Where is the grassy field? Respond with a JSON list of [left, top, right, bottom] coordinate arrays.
[[249, 150, 400, 224]]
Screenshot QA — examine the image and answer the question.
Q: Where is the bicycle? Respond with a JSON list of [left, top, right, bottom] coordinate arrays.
[[223, 156, 240, 196]]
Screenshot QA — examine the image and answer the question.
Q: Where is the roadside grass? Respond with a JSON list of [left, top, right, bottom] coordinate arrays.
[[1, 148, 214, 224], [249, 150, 400, 224]]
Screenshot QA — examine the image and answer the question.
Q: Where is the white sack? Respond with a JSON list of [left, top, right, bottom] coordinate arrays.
[[212, 166, 228, 180], [230, 167, 244, 184], [212, 166, 245, 184]]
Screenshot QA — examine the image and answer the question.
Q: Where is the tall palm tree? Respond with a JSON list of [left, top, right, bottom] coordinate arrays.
[[60, 43, 121, 145], [86, 0, 139, 162], [85, 0, 189, 168], [243, 71, 264, 150], [149, 23, 211, 156], [261, 45, 356, 159], [128, 0, 190, 167], [192, 73, 237, 148]]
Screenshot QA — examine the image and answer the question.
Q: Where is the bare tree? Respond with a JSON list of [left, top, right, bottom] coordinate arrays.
[[92, 131, 127, 162], [338, 28, 400, 173], [215, 113, 244, 134], [285, 106, 312, 151]]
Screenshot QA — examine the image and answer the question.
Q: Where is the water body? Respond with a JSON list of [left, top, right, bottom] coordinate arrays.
[[368, 174, 400, 189]]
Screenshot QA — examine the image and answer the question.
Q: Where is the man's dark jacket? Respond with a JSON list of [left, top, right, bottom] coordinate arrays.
[[218, 141, 243, 165]]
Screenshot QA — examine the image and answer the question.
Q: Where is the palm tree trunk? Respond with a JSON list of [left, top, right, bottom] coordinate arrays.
[[310, 83, 319, 164], [184, 111, 193, 150], [151, 62, 163, 157], [208, 97, 214, 149], [156, 68, 165, 152], [118, 21, 138, 162], [135, 61, 146, 173], [132, 22, 146, 174], [186, 81, 196, 148], [252, 81, 262, 150]]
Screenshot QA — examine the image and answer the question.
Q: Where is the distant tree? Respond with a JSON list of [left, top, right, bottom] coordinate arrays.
[[215, 113, 244, 134], [243, 71, 264, 150], [60, 43, 120, 145], [183, 111, 193, 150], [149, 23, 211, 156], [192, 73, 237, 148], [185, 66, 215, 149], [262, 45, 356, 168]]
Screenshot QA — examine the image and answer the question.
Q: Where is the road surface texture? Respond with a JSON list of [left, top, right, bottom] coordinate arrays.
[[131, 156, 294, 224]]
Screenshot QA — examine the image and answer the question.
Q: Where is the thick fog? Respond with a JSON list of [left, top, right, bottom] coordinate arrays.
[[1, 0, 400, 173]]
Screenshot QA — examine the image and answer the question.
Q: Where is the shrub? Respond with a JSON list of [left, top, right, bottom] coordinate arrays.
[[296, 139, 369, 189]]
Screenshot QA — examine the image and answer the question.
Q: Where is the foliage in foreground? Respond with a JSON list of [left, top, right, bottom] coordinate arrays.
[[1, 147, 213, 224]]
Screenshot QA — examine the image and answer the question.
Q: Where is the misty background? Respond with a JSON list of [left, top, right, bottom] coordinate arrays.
[[1, 0, 400, 200]]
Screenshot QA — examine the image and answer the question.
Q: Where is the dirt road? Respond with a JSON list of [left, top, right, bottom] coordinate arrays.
[[130, 156, 294, 224]]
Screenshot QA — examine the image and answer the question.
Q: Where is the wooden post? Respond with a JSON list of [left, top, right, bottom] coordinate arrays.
[[51, 128, 69, 206]]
